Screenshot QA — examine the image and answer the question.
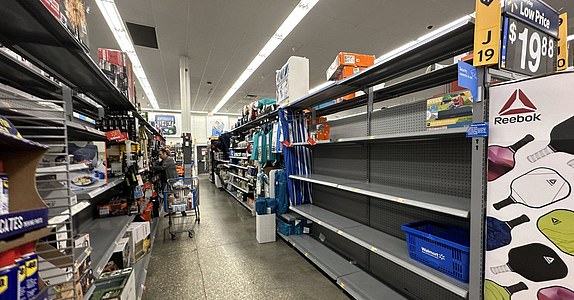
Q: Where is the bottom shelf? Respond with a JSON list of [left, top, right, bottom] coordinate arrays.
[[278, 233, 407, 300], [224, 188, 254, 215]]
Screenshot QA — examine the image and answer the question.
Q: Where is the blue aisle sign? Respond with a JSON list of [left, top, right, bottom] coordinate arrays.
[[458, 62, 479, 101], [503, 0, 559, 38], [467, 122, 489, 138]]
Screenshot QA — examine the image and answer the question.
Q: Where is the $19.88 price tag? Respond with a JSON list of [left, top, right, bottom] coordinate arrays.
[[502, 17, 556, 76]]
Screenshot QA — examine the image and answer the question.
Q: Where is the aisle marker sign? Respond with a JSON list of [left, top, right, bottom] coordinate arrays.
[[557, 13, 568, 71], [474, 0, 502, 66]]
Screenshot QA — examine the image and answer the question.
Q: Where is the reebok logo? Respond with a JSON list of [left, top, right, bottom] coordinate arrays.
[[494, 89, 541, 125], [552, 218, 561, 225], [544, 256, 555, 264], [547, 179, 557, 186], [480, 0, 494, 6]]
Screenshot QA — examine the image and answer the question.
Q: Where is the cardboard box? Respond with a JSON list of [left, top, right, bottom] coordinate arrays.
[[108, 237, 131, 271], [276, 56, 309, 107], [98, 48, 135, 105], [326, 52, 375, 81], [123, 222, 150, 262], [92, 268, 136, 300], [256, 213, 276, 243]]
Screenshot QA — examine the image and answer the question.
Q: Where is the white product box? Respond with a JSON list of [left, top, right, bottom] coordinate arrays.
[[74, 233, 91, 248], [123, 222, 150, 262], [276, 56, 309, 107], [256, 213, 276, 243]]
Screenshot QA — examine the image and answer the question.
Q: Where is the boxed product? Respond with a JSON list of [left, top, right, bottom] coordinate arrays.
[[256, 213, 276, 243], [276, 56, 309, 107], [0, 249, 19, 300], [91, 268, 136, 300], [326, 52, 375, 81], [123, 222, 150, 262], [426, 90, 473, 129], [107, 237, 131, 271], [97, 197, 129, 218], [40, 0, 90, 50], [98, 49, 136, 105], [74, 233, 91, 248], [75, 250, 94, 297]]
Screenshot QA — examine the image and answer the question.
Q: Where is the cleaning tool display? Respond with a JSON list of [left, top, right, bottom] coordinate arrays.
[[537, 286, 574, 300], [486, 215, 530, 251], [490, 243, 568, 282], [493, 167, 570, 210], [538, 210, 574, 255], [488, 134, 534, 181], [528, 116, 574, 163], [484, 280, 528, 300]]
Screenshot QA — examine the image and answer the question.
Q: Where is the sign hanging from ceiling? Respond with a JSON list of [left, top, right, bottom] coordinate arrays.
[[502, 0, 559, 38], [473, 0, 502, 66]]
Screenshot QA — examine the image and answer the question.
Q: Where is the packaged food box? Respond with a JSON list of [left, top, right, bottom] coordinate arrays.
[[123, 222, 150, 262]]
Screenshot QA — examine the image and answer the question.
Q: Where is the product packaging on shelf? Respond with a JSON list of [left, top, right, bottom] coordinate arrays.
[[108, 237, 132, 271], [0, 160, 8, 215], [123, 222, 150, 262], [276, 56, 309, 107], [20, 242, 39, 300], [0, 249, 19, 300], [73, 233, 91, 249], [40, 0, 90, 51], [97, 197, 129, 218], [326, 52, 375, 81], [92, 268, 136, 300], [98, 49, 136, 105], [426, 90, 474, 129]]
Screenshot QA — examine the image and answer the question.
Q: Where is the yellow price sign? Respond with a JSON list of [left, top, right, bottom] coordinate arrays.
[[557, 13, 568, 71], [474, 0, 502, 66]]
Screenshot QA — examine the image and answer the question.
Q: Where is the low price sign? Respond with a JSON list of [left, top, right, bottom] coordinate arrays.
[[501, 17, 557, 76]]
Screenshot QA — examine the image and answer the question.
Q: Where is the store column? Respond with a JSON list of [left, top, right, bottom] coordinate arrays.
[[180, 56, 193, 178]]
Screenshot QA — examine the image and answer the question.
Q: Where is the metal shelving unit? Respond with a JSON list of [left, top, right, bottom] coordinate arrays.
[[290, 204, 468, 297], [279, 233, 408, 300], [278, 15, 483, 300], [290, 174, 470, 218]]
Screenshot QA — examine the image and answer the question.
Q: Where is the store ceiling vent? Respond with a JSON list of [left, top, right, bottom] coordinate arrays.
[[126, 22, 159, 49]]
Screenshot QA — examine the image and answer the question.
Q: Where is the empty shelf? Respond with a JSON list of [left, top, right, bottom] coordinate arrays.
[[290, 174, 470, 218], [280, 233, 361, 280], [337, 271, 408, 300], [290, 204, 468, 298]]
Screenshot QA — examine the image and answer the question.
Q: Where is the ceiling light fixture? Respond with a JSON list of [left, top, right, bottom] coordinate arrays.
[[375, 15, 472, 64], [95, 0, 160, 109], [211, 0, 319, 113]]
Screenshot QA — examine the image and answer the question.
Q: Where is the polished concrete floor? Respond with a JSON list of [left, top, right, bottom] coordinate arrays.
[[143, 175, 350, 300]]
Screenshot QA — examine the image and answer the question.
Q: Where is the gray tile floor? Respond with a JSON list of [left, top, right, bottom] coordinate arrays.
[[143, 176, 350, 300]]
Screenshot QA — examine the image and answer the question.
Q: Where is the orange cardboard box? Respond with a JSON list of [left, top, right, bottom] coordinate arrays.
[[336, 66, 367, 100], [327, 52, 375, 81]]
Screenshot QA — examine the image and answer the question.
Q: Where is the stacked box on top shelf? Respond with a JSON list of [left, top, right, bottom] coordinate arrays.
[[40, 0, 90, 51], [98, 49, 136, 106]]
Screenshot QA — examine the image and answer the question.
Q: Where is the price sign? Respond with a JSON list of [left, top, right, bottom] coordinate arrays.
[[501, 17, 556, 76]]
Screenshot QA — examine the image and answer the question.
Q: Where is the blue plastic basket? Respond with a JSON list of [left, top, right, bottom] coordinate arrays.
[[401, 221, 470, 283]]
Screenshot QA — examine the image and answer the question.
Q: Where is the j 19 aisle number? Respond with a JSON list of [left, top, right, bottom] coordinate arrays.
[[505, 19, 555, 75]]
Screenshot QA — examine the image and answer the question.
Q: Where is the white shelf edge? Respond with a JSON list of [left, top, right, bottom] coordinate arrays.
[[229, 182, 250, 194], [290, 127, 468, 146], [228, 164, 249, 170], [229, 172, 252, 183], [48, 200, 91, 225], [290, 205, 468, 298], [37, 163, 89, 174], [290, 175, 469, 218], [76, 177, 124, 200]]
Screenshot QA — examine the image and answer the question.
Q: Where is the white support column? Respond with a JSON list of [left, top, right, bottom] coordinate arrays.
[[180, 56, 194, 177]]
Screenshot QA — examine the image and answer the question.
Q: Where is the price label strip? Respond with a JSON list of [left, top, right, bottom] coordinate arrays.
[[556, 12, 568, 71], [501, 17, 557, 76]]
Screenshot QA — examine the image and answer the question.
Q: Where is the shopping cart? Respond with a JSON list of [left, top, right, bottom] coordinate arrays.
[[163, 177, 200, 240]]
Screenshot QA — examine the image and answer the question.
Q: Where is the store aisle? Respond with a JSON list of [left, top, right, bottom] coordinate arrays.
[[143, 176, 349, 300]]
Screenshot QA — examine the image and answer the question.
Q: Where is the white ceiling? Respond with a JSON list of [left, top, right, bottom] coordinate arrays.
[[87, 0, 574, 113]]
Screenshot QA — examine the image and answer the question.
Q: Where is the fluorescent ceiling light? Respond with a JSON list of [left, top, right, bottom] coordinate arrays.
[[211, 0, 319, 113], [95, 0, 160, 110], [375, 14, 472, 64], [568, 34, 574, 41]]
